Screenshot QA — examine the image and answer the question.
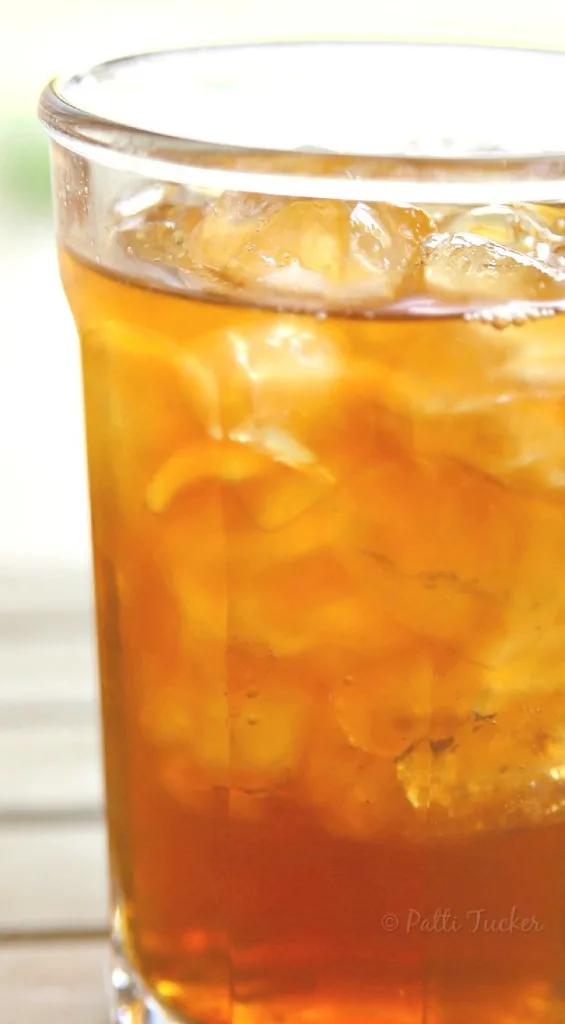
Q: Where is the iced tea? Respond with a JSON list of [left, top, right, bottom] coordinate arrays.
[[59, 190, 565, 1024]]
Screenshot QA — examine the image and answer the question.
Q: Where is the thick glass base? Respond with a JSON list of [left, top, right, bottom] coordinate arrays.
[[111, 949, 183, 1024], [108, 936, 564, 1024]]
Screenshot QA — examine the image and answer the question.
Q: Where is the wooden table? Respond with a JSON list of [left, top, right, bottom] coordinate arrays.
[[0, 574, 110, 1022]]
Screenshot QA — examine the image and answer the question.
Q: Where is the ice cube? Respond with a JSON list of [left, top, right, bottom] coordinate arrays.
[[396, 694, 565, 836], [229, 424, 317, 468], [167, 315, 351, 523], [183, 191, 285, 278], [144, 317, 345, 525], [417, 391, 565, 490], [345, 201, 432, 299], [149, 477, 228, 643], [113, 182, 175, 219], [230, 679, 312, 790], [443, 202, 565, 277], [81, 320, 208, 559], [230, 546, 401, 657], [503, 322, 565, 387], [520, 203, 565, 269], [351, 304, 565, 491], [331, 647, 438, 760], [226, 481, 349, 585], [115, 199, 205, 283], [154, 647, 315, 807], [177, 315, 349, 439], [350, 315, 522, 421], [155, 687, 229, 793], [230, 549, 353, 656], [234, 457, 335, 532], [479, 586, 565, 700], [145, 431, 335, 530], [145, 439, 270, 513], [301, 710, 420, 841], [347, 457, 508, 657], [187, 194, 432, 306], [442, 204, 538, 252], [113, 541, 228, 803], [424, 232, 565, 305]]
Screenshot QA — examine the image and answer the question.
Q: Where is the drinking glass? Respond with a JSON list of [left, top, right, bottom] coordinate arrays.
[[39, 43, 565, 1024]]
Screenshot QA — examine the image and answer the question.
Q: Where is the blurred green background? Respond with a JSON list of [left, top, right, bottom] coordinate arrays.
[[1, 0, 565, 583]]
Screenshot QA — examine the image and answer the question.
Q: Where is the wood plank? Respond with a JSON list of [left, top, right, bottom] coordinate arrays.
[[0, 605, 102, 813], [0, 939, 109, 1024], [0, 632, 97, 707], [0, 823, 108, 934], [0, 568, 92, 618], [0, 725, 103, 815]]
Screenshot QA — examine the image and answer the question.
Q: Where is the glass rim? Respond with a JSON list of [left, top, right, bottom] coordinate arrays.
[[39, 41, 565, 203]]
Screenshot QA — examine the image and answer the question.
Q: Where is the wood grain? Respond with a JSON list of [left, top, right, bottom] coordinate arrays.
[[0, 822, 108, 933], [0, 939, 109, 1024], [0, 607, 103, 815], [0, 594, 110, 1019], [0, 631, 96, 707], [0, 725, 103, 816]]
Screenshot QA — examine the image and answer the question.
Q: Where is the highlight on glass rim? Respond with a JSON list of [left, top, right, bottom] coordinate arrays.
[[39, 41, 565, 1024]]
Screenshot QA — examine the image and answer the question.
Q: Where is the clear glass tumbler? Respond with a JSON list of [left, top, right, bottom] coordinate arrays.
[[39, 42, 565, 1024]]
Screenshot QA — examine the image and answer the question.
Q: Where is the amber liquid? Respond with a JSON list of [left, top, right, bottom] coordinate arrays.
[[61, 248, 565, 1024]]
